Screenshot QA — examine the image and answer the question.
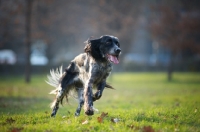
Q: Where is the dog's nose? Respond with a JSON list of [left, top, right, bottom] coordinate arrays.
[[115, 48, 121, 54]]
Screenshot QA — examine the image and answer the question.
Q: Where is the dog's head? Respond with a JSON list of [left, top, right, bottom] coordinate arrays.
[[84, 35, 121, 64]]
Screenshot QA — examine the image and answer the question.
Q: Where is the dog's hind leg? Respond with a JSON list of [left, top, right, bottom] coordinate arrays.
[[49, 63, 78, 117], [75, 88, 84, 116], [50, 87, 65, 117]]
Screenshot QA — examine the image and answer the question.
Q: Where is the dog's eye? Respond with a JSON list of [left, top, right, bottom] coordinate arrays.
[[106, 39, 112, 45], [106, 41, 111, 44], [116, 42, 120, 47]]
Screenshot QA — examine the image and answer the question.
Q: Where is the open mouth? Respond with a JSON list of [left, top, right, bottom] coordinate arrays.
[[106, 54, 119, 64]]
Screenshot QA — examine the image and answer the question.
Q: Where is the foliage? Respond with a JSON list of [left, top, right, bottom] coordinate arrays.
[[0, 73, 200, 131], [0, 0, 139, 57], [150, 1, 200, 54]]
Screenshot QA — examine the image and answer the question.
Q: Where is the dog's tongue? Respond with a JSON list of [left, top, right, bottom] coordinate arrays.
[[107, 54, 119, 64]]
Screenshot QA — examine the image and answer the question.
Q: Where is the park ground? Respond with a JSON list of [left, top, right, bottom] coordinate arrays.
[[0, 72, 200, 132]]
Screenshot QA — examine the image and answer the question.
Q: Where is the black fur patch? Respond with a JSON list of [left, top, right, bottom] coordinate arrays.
[[84, 39, 106, 62], [62, 62, 78, 88]]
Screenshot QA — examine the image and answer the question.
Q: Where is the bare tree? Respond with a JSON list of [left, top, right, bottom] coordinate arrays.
[[25, 0, 33, 83], [149, 1, 200, 81]]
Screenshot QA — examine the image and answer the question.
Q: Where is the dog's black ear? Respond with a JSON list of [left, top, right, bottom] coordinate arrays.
[[84, 38, 104, 61]]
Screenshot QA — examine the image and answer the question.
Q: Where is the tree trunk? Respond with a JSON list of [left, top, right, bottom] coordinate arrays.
[[167, 52, 174, 81], [25, 0, 32, 83]]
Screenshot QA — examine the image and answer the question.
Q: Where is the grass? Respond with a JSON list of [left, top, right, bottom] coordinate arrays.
[[0, 72, 200, 132]]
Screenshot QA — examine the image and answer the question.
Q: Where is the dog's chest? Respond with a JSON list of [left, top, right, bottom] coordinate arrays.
[[91, 62, 112, 82], [97, 62, 111, 71]]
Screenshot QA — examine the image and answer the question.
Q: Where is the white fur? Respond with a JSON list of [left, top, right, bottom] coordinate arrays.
[[46, 65, 63, 94], [50, 100, 56, 109]]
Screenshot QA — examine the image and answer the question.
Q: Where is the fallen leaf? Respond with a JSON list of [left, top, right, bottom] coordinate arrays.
[[82, 120, 89, 125], [62, 116, 66, 119], [97, 117, 103, 123], [10, 127, 23, 132], [100, 112, 108, 118], [97, 112, 108, 123], [142, 126, 155, 132]]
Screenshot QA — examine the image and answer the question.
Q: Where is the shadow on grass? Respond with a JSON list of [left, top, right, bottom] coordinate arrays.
[[0, 96, 51, 115]]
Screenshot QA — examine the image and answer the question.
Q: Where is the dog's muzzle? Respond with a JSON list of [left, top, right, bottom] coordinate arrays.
[[115, 48, 121, 54]]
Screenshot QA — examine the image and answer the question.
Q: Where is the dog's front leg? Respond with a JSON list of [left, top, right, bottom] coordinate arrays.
[[84, 80, 94, 116], [93, 81, 106, 101]]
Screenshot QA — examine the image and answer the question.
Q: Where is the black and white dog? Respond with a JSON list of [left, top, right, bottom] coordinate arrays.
[[46, 35, 121, 117]]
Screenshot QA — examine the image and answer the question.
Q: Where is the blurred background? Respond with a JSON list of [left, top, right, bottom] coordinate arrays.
[[0, 0, 200, 82]]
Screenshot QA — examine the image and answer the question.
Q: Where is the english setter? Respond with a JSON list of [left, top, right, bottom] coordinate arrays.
[[46, 35, 121, 117]]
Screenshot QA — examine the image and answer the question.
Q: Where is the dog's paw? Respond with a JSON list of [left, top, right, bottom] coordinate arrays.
[[93, 91, 102, 101], [75, 112, 80, 116], [51, 112, 56, 117], [50, 107, 58, 117], [85, 108, 94, 116], [96, 91, 102, 98]]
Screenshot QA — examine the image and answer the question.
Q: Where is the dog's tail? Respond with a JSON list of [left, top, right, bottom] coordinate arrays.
[[46, 65, 63, 92], [46, 66, 67, 107]]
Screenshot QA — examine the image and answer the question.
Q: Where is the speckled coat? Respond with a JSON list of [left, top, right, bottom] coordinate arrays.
[[47, 35, 121, 117]]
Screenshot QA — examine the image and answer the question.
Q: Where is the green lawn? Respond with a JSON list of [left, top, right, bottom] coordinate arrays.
[[0, 73, 200, 132]]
